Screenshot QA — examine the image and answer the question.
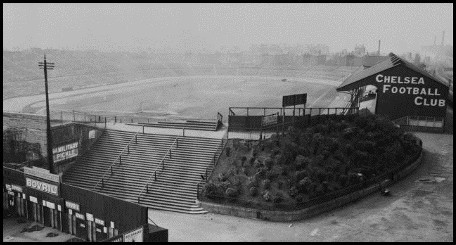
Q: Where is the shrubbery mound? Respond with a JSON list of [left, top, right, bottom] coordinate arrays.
[[201, 114, 422, 210]]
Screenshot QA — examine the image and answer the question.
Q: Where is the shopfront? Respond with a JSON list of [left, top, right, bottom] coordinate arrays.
[[22, 166, 64, 231], [4, 166, 165, 242], [3, 183, 27, 218]]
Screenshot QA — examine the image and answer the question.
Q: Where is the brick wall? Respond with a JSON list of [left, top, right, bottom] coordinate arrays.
[[3, 112, 103, 174]]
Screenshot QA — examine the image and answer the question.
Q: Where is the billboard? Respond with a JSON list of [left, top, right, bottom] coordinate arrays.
[[53, 141, 79, 163], [26, 177, 59, 196], [373, 65, 449, 119], [282, 93, 307, 107], [262, 113, 279, 127]]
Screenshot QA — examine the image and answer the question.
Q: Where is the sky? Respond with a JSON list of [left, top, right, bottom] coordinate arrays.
[[3, 3, 454, 54]]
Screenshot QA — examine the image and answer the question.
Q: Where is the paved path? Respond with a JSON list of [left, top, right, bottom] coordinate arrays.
[[148, 132, 453, 242]]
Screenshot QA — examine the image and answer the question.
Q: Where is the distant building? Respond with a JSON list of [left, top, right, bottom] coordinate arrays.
[[363, 55, 389, 68]]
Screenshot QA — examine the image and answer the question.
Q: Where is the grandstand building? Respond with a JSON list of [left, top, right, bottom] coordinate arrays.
[[337, 53, 450, 131]]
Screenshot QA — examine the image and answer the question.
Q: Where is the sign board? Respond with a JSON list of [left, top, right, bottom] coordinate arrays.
[[374, 73, 448, 119], [89, 130, 96, 139], [262, 113, 279, 127], [5, 184, 11, 191], [26, 178, 59, 196], [95, 218, 105, 226], [65, 201, 80, 211], [123, 226, 144, 242], [57, 205, 62, 211], [24, 167, 60, 183], [282, 93, 307, 107], [75, 212, 85, 220], [29, 196, 38, 203], [86, 213, 94, 222], [53, 142, 79, 163], [47, 202, 55, 209], [11, 185, 23, 193]]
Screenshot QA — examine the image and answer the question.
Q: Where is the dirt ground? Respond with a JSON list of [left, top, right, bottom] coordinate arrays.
[[3, 75, 338, 120], [148, 132, 453, 242]]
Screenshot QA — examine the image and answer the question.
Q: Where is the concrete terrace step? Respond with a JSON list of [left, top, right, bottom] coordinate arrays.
[[62, 128, 220, 214]]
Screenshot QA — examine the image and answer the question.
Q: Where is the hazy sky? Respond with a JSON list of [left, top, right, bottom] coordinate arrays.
[[3, 3, 453, 53]]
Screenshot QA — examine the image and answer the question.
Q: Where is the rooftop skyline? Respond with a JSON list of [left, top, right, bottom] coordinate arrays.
[[3, 3, 453, 54]]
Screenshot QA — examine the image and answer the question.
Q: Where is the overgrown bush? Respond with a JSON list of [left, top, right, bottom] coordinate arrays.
[[225, 188, 239, 198], [205, 113, 422, 209], [273, 193, 284, 204], [203, 181, 225, 200], [289, 185, 298, 197], [226, 147, 231, 157], [249, 186, 258, 197], [262, 190, 272, 202], [263, 179, 271, 190]]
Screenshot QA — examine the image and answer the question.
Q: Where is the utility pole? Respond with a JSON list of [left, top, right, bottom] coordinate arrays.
[[39, 55, 55, 174]]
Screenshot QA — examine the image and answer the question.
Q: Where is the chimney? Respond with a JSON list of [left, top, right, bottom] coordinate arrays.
[[441, 31, 445, 46], [377, 40, 381, 55]]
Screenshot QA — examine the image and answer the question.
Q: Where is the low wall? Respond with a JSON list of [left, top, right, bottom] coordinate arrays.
[[200, 150, 424, 222]]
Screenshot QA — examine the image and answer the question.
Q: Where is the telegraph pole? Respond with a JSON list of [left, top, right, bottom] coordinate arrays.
[[39, 55, 55, 173]]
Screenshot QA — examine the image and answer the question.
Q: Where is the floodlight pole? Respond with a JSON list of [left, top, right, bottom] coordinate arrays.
[[39, 55, 55, 174]]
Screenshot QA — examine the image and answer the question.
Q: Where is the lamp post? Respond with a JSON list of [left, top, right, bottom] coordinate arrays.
[[38, 55, 55, 173]]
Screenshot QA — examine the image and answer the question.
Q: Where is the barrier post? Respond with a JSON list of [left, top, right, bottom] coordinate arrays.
[[119, 155, 121, 165], [105, 117, 107, 128], [73, 110, 75, 122], [114, 116, 117, 123], [154, 171, 157, 181]]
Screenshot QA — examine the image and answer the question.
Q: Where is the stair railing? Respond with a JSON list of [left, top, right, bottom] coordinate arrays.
[[92, 130, 141, 191], [196, 130, 228, 199], [137, 136, 179, 203]]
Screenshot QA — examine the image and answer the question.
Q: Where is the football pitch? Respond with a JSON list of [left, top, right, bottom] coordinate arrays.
[[4, 75, 348, 121]]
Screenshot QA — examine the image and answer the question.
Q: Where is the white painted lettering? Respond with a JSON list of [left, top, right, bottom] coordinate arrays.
[[391, 76, 397, 83], [439, 99, 446, 107], [383, 84, 391, 93], [391, 87, 398, 93], [418, 77, 425, 84]]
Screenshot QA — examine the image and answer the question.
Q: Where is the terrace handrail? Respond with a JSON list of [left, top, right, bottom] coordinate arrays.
[[217, 112, 223, 123], [92, 130, 141, 191], [137, 136, 180, 203], [229, 106, 359, 115], [197, 130, 229, 199]]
